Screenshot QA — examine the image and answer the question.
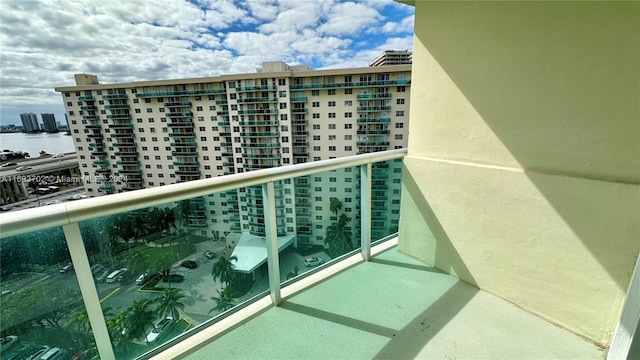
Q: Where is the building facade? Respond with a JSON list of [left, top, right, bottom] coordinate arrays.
[[54, 62, 411, 246], [369, 50, 413, 67], [41, 113, 59, 133], [20, 113, 40, 133]]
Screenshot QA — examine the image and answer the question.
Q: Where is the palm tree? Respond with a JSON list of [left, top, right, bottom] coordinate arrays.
[[155, 288, 186, 321], [161, 207, 176, 235], [124, 299, 155, 343], [212, 255, 237, 286], [68, 308, 91, 334], [329, 197, 342, 216], [325, 213, 354, 258], [209, 287, 234, 313], [106, 310, 133, 354]]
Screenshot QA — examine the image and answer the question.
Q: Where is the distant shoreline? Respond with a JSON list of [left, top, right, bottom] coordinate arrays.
[[0, 130, 70, 134]]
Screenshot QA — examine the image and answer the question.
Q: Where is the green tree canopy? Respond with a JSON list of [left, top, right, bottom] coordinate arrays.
[[212, 255, 237, 286], [154, 288, 186, 321], [325, 213, 354, 258]]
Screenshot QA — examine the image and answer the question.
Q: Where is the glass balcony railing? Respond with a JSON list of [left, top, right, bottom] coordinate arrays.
[[0, 149, 406, 360]]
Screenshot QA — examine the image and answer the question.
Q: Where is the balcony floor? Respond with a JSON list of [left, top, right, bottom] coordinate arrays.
[[182, 246, 604, 359]]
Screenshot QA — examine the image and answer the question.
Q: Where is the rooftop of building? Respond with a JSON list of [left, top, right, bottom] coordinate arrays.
[[55, 61, 411, 91]]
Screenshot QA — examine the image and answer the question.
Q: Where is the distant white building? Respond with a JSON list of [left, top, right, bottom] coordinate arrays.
[[369, 50, 413, 67]]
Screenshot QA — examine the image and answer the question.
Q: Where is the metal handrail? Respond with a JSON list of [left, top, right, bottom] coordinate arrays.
[[0, 149, 407, 238]]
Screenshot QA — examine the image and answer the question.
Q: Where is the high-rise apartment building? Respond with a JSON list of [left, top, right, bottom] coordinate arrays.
[[54, 61, 411, 247], [41, 113, 59, 133], [20, 113, 40, 133], [369, 50, 413, 67]]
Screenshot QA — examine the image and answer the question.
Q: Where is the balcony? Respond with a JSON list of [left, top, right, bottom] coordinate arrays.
[[237, 97, 277, 104], [136, 89, 226, 98], [356, 106, 392, 112], [106, 114, 131, 119], [239, 120, 279, 126], [0, 148, 631, 360], [357, 117, 390, 124], [236, 85, 277, 92], [102, 94, 128, 100], [104, 104, 130, 110], [237, 109, 278, 115], [356, 93, 392, 99]]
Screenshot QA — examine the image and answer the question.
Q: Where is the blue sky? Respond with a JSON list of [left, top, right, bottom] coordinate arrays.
[[0, 0, 414, 126]]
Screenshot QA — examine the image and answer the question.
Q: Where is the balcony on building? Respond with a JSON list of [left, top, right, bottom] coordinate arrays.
[[1, 2, 638, 360]]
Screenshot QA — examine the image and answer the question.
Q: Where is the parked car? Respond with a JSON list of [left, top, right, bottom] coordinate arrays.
[[136, 273, 152, 285], [180, 260, 197, 269], [203, 250, 216, 259], [117, 269, 136, 284], [95, 269, 111, 282], [59, 263, 74, 273], [4, 345, 37, 360], [106, 268, 127, 283], [162, 274, 184, 283], [25, 345, 50, 360], [1, 162, 17, 168], [304, 257, 324, 267], [15, 166, 31, 172], [0, 335, 18, 352], [90, 264, 105, 275], [39, 347, 64, 360], [145, 317, 174, 343]]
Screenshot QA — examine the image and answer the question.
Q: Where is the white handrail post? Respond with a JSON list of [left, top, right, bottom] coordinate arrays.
[[607, 254, 640, 360], [360, 163, 372, 261], [262, 181, 281, 305], [62, 223, 116, 360]]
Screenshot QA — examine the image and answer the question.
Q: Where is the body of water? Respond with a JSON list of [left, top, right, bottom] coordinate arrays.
[[0, 132, 76, 158]]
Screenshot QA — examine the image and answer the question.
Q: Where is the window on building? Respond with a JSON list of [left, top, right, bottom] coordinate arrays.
[[395, 123, 404, 128], [328, 89, 336, 95], [328, 101, 335, 107], [396, 111, 404, 116], [328, 124, 336, 129], [311, 90, 319, 96], [312, 102, 319, 107], [396, 98, 405, 104], [397, 86, 406, 92]]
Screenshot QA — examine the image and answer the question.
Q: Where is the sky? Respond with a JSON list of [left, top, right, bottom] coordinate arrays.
[[0, 0, 414, 126]]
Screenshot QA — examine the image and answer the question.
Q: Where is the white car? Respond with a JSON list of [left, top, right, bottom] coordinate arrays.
[[145, 317, 174, 343], [105, 268, 127, 283], [52, 154, 65, 159], [15, 166, 31, 172], [0, 335, 18, 351], [304, 257, 324, 267]]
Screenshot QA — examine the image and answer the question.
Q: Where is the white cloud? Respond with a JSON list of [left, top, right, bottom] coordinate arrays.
[[0, 0, 414, 124], [380, 14, 414, 34], [317, 2, 382, 35]]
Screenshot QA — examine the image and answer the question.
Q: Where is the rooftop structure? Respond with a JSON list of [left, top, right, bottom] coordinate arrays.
[[369, 50, 412, 67]]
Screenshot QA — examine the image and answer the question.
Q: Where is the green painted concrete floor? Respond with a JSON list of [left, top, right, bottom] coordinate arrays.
[[181, 247, 605, 360]]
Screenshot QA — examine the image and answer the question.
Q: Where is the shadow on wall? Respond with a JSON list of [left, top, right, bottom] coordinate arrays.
[[412, 0, 640, 290]]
